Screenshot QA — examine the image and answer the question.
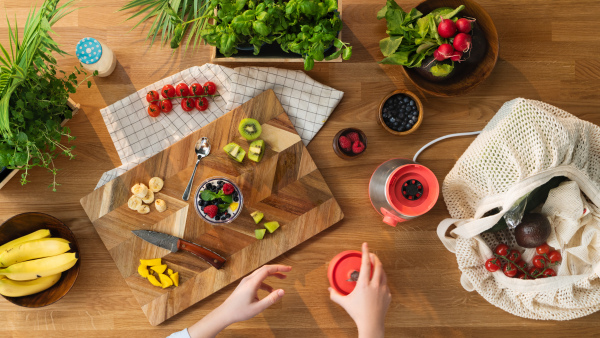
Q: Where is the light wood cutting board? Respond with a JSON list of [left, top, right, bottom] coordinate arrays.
[[80, 89, 344, 326]]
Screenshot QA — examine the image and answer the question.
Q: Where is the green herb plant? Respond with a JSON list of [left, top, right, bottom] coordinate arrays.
[[200, 0, 352, 71], [377, 0, 463, 70], [0, 0, 96, 190]]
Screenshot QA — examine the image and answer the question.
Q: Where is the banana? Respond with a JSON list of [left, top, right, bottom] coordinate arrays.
[[137, 205, 150, 214], [148, 177, 164, 192], [0, 238, 72, 268], [0, 229, 51, 254], [155, 199, 167, 212], [128, 195, 142, 210], [131, 183, 149, 198], [142, 190, 154, 204], [0, 252, 78, 281], [0, 273, 61, 297]]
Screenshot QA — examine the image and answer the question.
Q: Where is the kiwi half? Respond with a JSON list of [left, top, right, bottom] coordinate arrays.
[[238, 118, 262, 140], [223, 142, 246, 162], [248, 140, 265, 162]]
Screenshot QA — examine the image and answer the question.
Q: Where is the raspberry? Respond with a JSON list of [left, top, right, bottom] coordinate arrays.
[[222, 183, 235, 195], [346, 132, 360, 143], [352, 141, 365, 154], [338, 136, 352, 151], [204, 205, 218, 218]]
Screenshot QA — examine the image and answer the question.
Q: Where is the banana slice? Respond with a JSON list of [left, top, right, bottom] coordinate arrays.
[[132, 183, 149, 198], [142, 190, 154, 204], [155, 199, 167, 212], [128, 195, 143, 210], [137, 205, 150, 214], [149, 177, 164, 193]]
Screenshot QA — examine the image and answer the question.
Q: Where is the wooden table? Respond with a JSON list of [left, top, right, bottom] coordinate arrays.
[[2, 0, 600, 337]]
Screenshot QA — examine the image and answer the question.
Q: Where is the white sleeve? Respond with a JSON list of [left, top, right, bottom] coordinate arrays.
[[166, 328, 191, 338]]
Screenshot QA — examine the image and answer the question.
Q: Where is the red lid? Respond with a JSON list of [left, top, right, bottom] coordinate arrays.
[[387, 164, 439, 217], [327, 250, 373, 296]]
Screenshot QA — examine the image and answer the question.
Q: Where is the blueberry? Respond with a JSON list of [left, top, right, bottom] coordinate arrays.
[[389, 117, 396, 123], [409, 100, 415, 106], [233, 196, 239, 202], [217, 180, 223, 184]]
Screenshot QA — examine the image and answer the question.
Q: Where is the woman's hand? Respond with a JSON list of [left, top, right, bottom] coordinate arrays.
[[188, 264, 291, 338], [329, 243, 391, 338]]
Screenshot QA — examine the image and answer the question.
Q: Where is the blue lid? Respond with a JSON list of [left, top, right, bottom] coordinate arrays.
[[76, 37, 103, 64]]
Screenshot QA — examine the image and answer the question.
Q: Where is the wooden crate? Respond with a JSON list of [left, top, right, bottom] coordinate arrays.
[[211, 1, 343, 63], [0, 97, 80, 190]]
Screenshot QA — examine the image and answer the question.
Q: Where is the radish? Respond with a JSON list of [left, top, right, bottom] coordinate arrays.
[[453, 33, 472, 52], [450, 50, 463, 62], [433, 49, 445, 61], [456, 18, 472, 34], [435, 43, 454, 61], [437, 18, 457, 38]]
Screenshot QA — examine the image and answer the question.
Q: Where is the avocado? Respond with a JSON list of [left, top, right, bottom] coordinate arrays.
[[414, 56, 458, 82], [514, 213, 551, 248]]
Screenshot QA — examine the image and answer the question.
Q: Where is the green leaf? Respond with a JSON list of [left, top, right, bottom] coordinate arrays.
[[201, 190, 218, 201], [16, 131, 28, 143], [379, 51, 411, 65], [221, 195, 233, 204], [342, 46, 352, 60], [430, 63, 454, 77], [379, 36, 402, 57], [304, 56, 315, 71], [253, 21, 270, 36]]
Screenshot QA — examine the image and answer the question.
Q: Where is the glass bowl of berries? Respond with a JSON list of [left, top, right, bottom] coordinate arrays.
[[378, 90, 423, 136], [194, 177, 243, 225], [332, 128, 367, 159]]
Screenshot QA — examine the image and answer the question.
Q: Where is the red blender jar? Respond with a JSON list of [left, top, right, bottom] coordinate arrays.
[[369, 159, 439, 227], [328, 250, 373, 295]]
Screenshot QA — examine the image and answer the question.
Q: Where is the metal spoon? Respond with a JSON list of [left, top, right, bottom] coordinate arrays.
[[182, 137, 211, 201]]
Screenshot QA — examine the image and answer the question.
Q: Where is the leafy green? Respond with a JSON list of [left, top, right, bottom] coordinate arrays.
[[431, 63, 453, 76], [376, 0, 464, 68], [0, 0, 94, 190]]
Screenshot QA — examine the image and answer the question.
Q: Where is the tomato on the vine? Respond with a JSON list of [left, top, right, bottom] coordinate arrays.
[[536, 243, 550, 255], [148, 104, 161, 117], [518, 273, 529, 280], [529, 267, 542, 277], [485, 258, 501, 272], [146, 90, 160, 104], [515, 260, 527, 270], [494, 244, 509, 256], [543, 268, 556, 277], [204, 81, 217, 95], [195, 97, 209, 111], [506, 249, 521, 262], [532, 255, 547, 269], [162, 85, 175, 98], [181, 98, 195, 112], [548, 250, 562, 263], [190, 83, 204, 96], [159, 99, 173, 113], [176, 83, 190, 97], [503, 263, 518, 277]]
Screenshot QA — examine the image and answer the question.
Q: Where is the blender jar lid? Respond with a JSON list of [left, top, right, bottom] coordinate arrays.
[[327, 250, 373, 295]]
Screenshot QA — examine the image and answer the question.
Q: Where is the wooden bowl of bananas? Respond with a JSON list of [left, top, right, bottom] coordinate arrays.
[[0, 212, 80, 307]]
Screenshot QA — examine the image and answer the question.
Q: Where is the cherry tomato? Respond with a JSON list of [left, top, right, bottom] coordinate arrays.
[[190, 83, 205, 96], [176, 83, 190, 97], [536, 243, 550, 255], [506, 249, 521, 262], [518, 273, 529, 280], [532, 255, 547, 269], [146, 90, 160, 104], [195, 97, 209, 111], [548, 250, 562, 263], [503, 263, 518, 278], [485, 258, 501, 272], [494, 244, 509, 256], [528, 267, 542, 278], [162, 85, 175, 98], [543, 268, 556, 277], [159, 99, 173, 113], [515, 260, 527, 270], [181, 98, 195, 112], [148, 103, 161, 117], [204, 81, 217, 95]]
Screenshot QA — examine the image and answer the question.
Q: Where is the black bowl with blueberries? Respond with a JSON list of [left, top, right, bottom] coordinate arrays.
[[378, 90, 423, 136], [194, 177, 243, 225]]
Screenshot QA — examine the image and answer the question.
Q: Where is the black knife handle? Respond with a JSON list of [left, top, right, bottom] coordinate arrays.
[[177, 239, 226, 269]]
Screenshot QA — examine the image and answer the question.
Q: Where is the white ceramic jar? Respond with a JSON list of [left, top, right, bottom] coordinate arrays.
[[76, 37, 116, 77]]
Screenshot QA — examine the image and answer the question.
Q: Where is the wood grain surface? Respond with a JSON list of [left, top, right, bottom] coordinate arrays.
[[2, 0, 600, 337], [80, 90, 343, 326]]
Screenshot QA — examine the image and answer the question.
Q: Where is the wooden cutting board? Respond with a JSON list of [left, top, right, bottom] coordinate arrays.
[[80, 89, 344, 326]]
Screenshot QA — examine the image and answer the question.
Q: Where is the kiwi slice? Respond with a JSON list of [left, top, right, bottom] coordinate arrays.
[[223, 142, 246, 162], [250, 211, 264, 224], [264, 221, 280, 233], [238, 118, 262, 140], [255, 229, 266, 240], [248, 140, 265, 162]]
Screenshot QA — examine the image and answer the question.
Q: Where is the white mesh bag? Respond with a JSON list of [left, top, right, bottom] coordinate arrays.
[[437, 98, 600, 320]]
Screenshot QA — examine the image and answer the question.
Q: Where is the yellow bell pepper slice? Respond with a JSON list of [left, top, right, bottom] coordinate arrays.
[[151, 264, 167, 274], [159, 273, 173, 288], [170, 272, 179, 287], [140, 258, 161, 266], [138, 264, 150, 278], [147, 274, 162, 287]]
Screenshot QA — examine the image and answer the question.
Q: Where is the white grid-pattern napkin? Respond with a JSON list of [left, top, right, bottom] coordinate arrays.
[[95, 64, 343, 189]]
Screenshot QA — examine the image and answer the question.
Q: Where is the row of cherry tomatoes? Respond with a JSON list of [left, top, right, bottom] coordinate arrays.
[[485, 242, 562, 279], [146, 82, 217, 117]]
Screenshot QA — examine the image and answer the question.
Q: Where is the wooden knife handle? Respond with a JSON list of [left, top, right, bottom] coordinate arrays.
[[177, 239, 226, 269]]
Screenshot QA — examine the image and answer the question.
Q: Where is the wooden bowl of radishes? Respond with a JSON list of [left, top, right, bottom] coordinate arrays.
[[401, 0, 499, 97]]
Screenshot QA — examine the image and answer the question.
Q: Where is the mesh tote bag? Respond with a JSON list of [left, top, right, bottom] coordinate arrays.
[[437, 98, 600, 320]]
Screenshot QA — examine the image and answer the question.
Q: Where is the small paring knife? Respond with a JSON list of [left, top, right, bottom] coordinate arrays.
[[132, 230, 226, 269]]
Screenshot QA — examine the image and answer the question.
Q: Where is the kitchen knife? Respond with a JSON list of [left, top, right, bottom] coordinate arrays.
[[132, 230, 226, 269]]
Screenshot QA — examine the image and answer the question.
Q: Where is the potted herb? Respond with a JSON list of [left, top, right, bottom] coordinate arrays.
[[0, 0, 95, 190]]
